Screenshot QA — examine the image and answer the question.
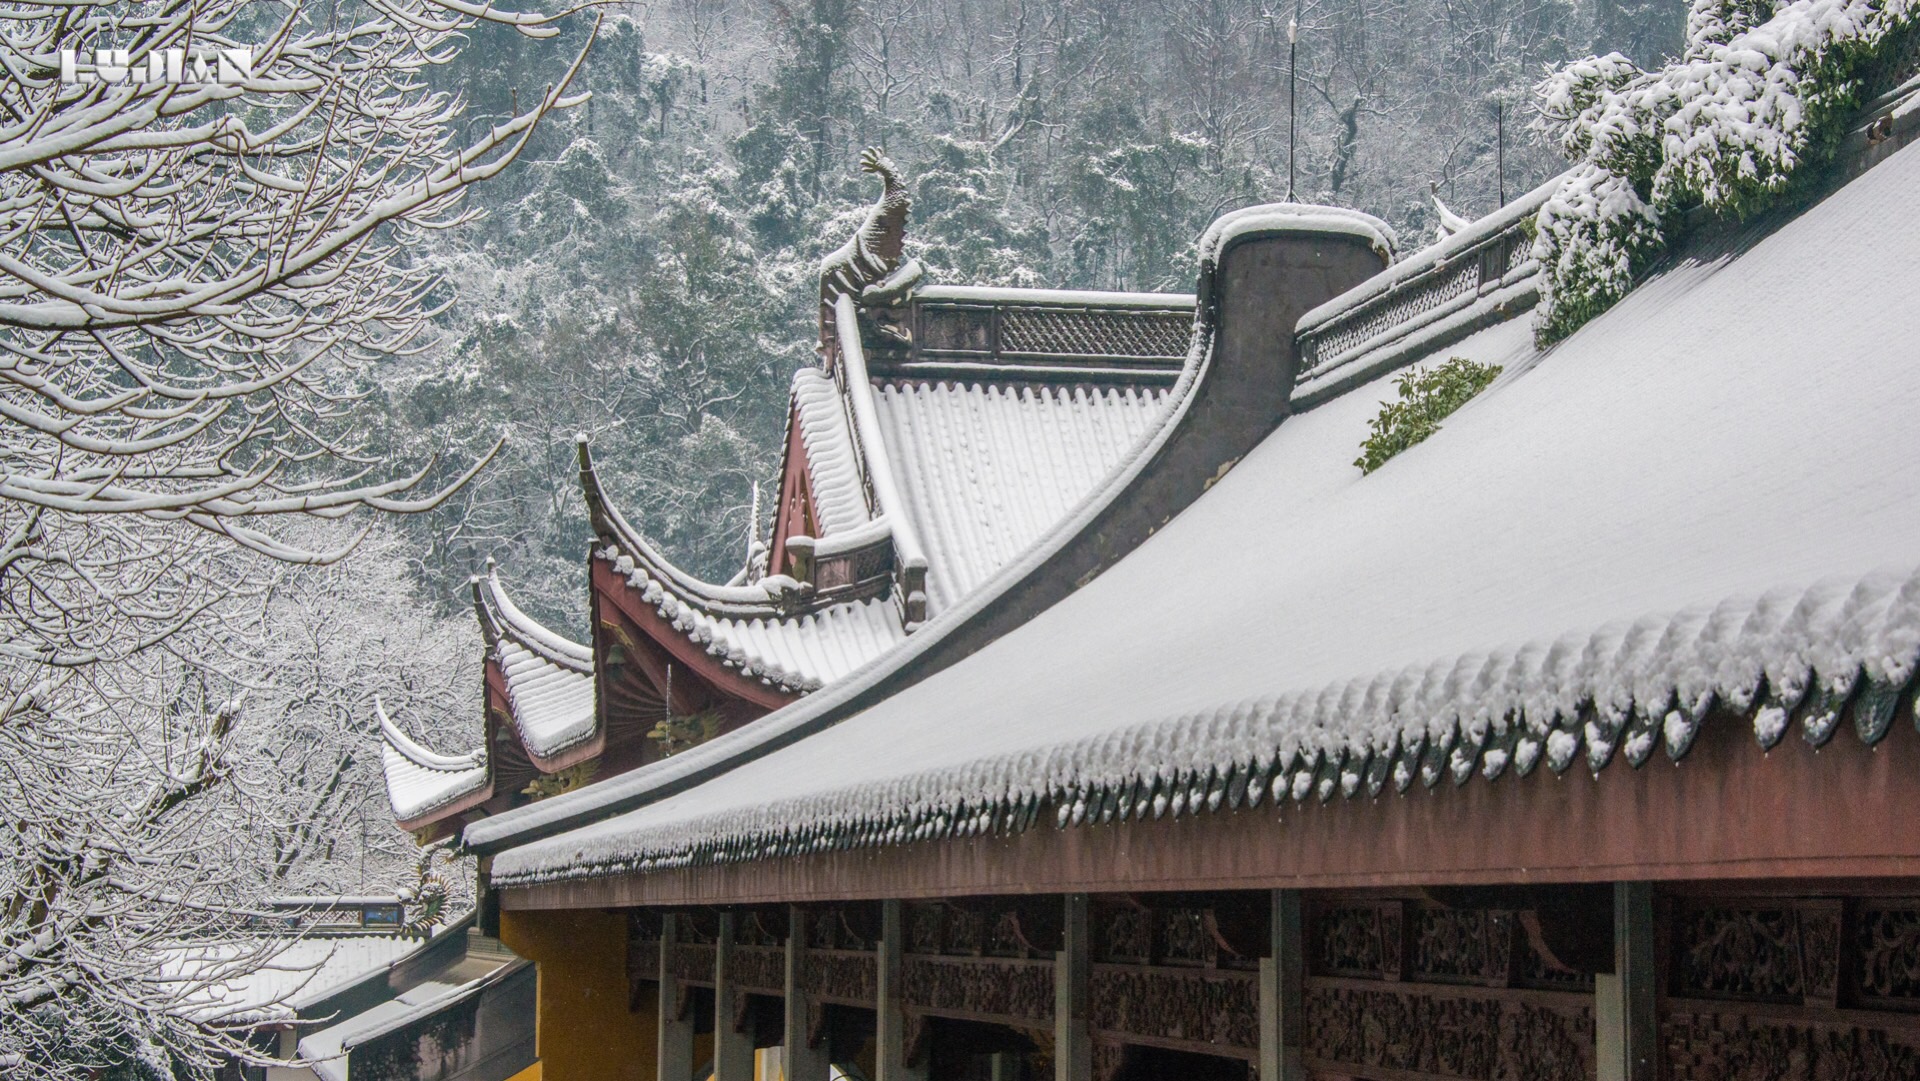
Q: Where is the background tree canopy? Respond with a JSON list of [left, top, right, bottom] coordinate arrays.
[[384, 0, 1688, 634]]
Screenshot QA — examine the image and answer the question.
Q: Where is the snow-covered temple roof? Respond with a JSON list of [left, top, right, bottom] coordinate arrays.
[[383, 153, 1211, 838], [378, 699, 490, 830], [486, 136, 1920, 888], [474, 565, 598, 767]]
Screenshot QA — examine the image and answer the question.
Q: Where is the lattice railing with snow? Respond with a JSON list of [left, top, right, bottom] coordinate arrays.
[[1292, 185, 1550, 407]]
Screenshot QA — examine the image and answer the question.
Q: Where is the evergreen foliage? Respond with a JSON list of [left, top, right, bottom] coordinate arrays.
[[1354, 358, 1504, 474], [376, 1, 1692, 630], [1531, 0, 1919, 344]]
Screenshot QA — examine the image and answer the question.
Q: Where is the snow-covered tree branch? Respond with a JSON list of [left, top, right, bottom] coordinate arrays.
[[0, 0, 589, 1074]]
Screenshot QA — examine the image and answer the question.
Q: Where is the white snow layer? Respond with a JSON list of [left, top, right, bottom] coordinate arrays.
[[791, 367, 875, 536], [874, 380, 1174, 614], [605, 544, 910, 691], [495, 640, 598, 758], [166, 934, 430, 1024], [379, 701, 489, 824]]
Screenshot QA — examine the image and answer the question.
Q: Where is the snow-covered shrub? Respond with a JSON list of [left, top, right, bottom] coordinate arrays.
[[1354, 358, 1504, 474], [1531, 0, 1919, 343]]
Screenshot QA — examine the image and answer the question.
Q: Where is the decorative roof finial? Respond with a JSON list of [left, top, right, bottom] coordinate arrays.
[[818, 148, 923, 353]]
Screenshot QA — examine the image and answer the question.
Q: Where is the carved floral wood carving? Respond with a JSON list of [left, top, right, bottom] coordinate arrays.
[[908, 903, 945, 955], [1674, 901, 1848, 1007], [727, 944, 786, 993], [1316, 902, 1403, 980], [1102, 907, 1152, 964], [1856, 902, 1920, 1008], [1662, 1011, 1920, 1081], [1161, 908, 1216, 968], [670, 942, 716, 986], [1305, 985, 1593, 1081], [802, 948, 878, 1005], [1087, 964, 1258, 1053], [900, 956, 1054, 1028], [1412, 908, 1516, 987], [947, 907, 984, 955]]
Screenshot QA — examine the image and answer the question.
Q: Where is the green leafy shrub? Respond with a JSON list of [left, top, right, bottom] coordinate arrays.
[[1355, 358, 1504, 474]]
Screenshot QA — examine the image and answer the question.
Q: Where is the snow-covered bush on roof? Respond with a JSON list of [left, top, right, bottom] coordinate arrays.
[[1531, 0, 1919, 343]]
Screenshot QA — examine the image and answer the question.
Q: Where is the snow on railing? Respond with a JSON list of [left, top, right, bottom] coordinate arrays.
[[1291, 177, 1560, 408]]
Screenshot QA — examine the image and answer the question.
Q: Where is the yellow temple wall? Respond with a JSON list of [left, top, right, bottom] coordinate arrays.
[[501, 907, 656, 1081]]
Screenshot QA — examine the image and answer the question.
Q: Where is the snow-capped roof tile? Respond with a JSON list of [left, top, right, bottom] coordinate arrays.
[[476, 569, 598, 762], [791, 367, 873, 537], [489, 139, 1920, 886], [377, 700, 489, 826], [873, 380, 1174, 613]]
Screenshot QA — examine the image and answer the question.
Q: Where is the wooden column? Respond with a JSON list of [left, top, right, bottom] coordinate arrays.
[[786, 906, 831, 1081], [1259, 890, 1306, 1081], [714, 912, 755, 1081], [1597, 881, 1657, 1081], [877, 899, 928, 1081], [658, 913, 695, 1081], [1056, 893, 1091, 1081]]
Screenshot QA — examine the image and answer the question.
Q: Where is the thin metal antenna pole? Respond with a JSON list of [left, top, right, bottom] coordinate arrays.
[[1496, 100, 1506, 206], [1287, 15, 1299, 200]]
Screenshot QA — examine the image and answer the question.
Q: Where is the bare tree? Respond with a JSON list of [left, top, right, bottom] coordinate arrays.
[[0, 0, 590, 1074]]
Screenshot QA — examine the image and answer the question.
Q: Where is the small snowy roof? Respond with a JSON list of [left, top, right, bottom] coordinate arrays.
[[582, 440, 913, 693], [377, 700, 489, 827], [490, 142, 1920, 887], [476, 569, 598, 762], [296, 954, 526, 1081], [603, 540, 911, 691], [166, 933, 432, 1025]]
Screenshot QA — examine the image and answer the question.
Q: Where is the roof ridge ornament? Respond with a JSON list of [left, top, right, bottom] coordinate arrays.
[[819, 148, 924, 354], [575, 433, 619, 547]]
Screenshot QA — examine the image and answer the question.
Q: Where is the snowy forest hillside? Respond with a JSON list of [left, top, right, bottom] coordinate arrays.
[[381, 0, 1686, 635]]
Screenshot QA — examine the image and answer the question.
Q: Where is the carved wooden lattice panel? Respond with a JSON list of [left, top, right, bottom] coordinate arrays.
[[1099, 907, 1152, 964], [727, 944, 786, 993], [802, 947, 878, 1006], [1410, 908, 1518, 987], [1672, 900, 1844, 1007], [670, 942, 716, 987], [1661, 1010, 1920, 1081], [900, 956, 1054, 1029], [1087, 964, 1258, 1057], [1856, 901, 1920, 1011], [1314, 901, 1405, 980], [1305, 983, 1595, 1081]]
